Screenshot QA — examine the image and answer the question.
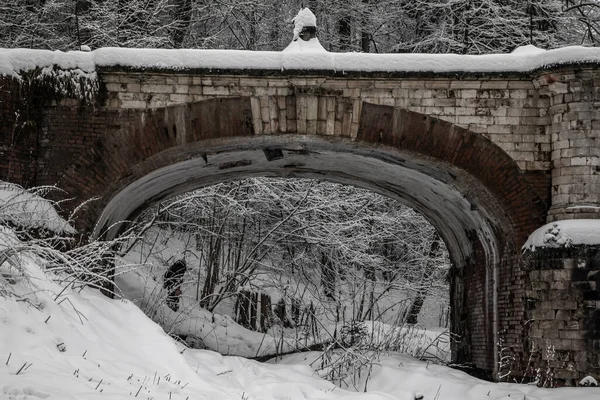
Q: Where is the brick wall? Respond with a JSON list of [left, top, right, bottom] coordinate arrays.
[[523, 245, 600, 385], [0, 76, 41, 187]]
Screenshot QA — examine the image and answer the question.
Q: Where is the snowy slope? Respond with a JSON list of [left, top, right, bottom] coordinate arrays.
[[1, 191, 599, 399], [2, 253, 599, 399]]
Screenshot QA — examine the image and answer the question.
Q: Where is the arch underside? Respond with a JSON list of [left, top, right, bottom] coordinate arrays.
[[95, 135, 509, 269]]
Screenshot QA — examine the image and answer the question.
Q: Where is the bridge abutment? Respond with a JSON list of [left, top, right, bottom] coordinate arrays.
[[517, 69, 600, 384]]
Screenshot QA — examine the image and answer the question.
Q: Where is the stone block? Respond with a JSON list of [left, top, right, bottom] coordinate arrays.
[[373, 81, 401, 89], [140, 84, 174, 94], [203, 86, 231, 96], [460, 90, 478, 98], [105, 83, 126, 92], [400, 81, 425, 89], [174, 85, 189, 94], [347, 80, 373, 88], [169, 94, 192, 103], [450, 81, 482, 90], [120, 100, 147, 109], [507, 81, 534, 89], [543, 329, 559, 339], [240, 77, 267, 87], [554, 310, 572, 320], [253, 87, 277, 96], [188, 85, 202, 95], [101, 74, 120, 83], [559, 330, 586, 340], [530, 309, 556, 320], [481, 81, 509, 90], [126, 83, 141, 93]]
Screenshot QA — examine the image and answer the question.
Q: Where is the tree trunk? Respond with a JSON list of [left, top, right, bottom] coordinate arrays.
[[237, 290, 251, 328], [200, 236, 222, 308], [172, 0, 192, 48], [250, 291, 258, 330], [260, 293, 272, 332], [338, 15, 351, 50], [321, 251, 336, 300], [406, 231, 441, 324], [361, 0, 370, 52]]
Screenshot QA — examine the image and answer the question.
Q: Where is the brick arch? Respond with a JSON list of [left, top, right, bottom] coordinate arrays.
[[356, 102, 547, 248], [59, 98, 545, 244], [56, 97, 545, 376]]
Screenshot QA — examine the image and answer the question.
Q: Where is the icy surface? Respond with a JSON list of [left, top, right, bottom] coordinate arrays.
[[523, 220, 600, 250], [2, 45, 600, 77]]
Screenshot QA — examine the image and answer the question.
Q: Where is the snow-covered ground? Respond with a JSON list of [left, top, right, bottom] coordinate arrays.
[[0, 182, 75, 234], [2, 256, 599, 399], [1, 183, 599, 399], [115, 226, 449, 360]]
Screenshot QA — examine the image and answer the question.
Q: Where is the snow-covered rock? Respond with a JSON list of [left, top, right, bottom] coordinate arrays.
[[0, 182, 75, 234], [283, 37, 327, 53], [523, 220, 600, 250], [283, 8, 326, 53], [579, 375, 598, 387]]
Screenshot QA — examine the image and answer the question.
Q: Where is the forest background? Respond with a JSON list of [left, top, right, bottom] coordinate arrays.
[[1, 0, 600, 54]]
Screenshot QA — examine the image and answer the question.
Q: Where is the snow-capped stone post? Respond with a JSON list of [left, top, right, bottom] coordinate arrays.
[[283, 9, 326, 54], [292, 8, 317, 42]]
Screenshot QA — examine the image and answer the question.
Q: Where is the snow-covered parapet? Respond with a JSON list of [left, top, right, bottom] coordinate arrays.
[[523, 220, 600, 251], [5, 44, 600, 76], [283, 8, 326, 53]]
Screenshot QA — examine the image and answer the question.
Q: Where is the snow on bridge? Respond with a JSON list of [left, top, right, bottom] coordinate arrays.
[[2, 44, 600, 77]]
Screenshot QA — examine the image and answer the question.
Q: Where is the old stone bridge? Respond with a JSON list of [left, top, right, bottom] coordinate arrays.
[[1, 47, 599, 383]]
